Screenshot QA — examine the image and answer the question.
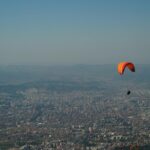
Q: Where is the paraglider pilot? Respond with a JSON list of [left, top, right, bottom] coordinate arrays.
[[118, 62, 135, 95]]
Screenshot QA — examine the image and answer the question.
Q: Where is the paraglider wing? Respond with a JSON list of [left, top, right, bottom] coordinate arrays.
[[118, 62, 135, 75]]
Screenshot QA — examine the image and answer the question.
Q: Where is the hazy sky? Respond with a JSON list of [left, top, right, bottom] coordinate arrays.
[[0, 0, 150, 65]]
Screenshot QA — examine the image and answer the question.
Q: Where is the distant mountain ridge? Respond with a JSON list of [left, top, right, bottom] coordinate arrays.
[[0, 64, 149, 85]]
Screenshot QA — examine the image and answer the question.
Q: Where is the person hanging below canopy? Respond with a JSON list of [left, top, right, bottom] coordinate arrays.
[[117, 62, 135, 95]]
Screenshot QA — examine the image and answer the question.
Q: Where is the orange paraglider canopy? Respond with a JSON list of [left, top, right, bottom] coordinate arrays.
[[118, 62, 135, 75]]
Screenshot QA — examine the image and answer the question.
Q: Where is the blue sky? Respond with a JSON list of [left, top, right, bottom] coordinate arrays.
[[0, 0, 150, 65]]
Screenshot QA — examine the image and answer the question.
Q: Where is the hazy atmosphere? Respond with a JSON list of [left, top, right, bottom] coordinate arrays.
[[0, 0, 150, 65], [1, 1, 150, 149]]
